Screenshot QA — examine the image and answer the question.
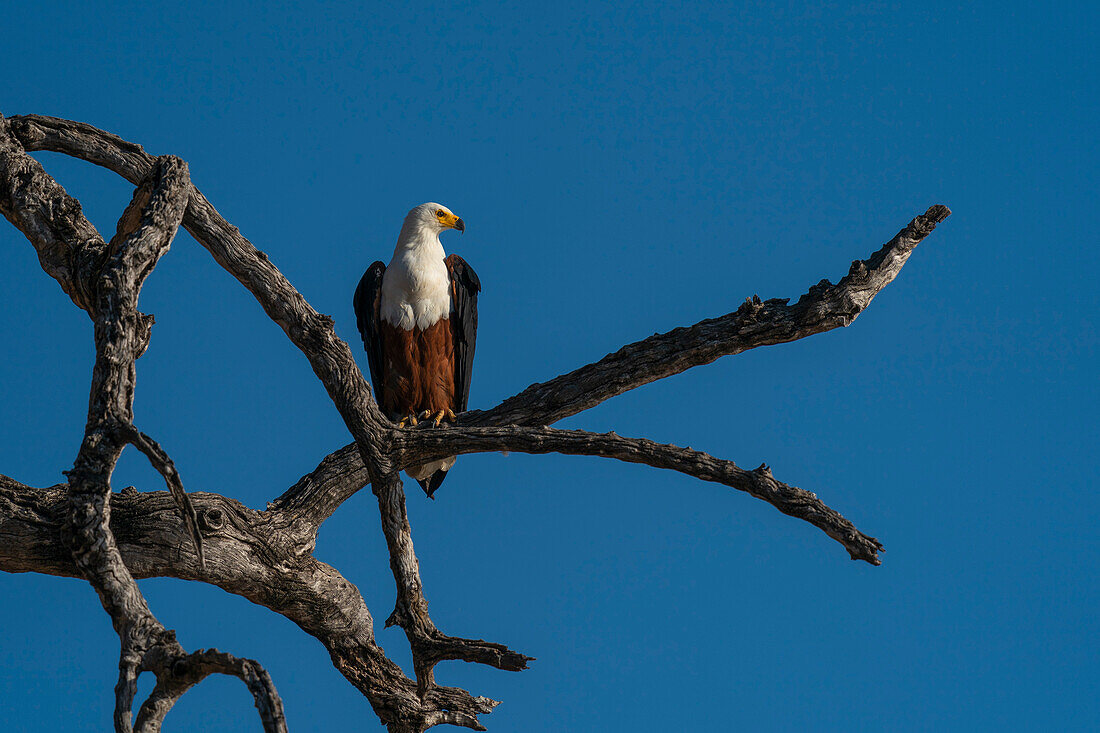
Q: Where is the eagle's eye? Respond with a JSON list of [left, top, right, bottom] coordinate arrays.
[[436, 209, 445, 218]]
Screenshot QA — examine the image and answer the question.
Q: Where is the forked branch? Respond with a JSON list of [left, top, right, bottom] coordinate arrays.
[[0, 116, 286, 732], [270, 205, 949, 538], [1, 112, 951, 731], [133, 648, 287, 733]]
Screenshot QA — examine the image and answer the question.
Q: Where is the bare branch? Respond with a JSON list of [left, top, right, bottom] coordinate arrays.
[[57, 154, 199, 733], [115, 663, 140, 733], [10, 114, 533, 712], [133, 649, 287, 733], [462, 204, 951, 428], [275, 462, 537, 689], [424, 709, 495, 732], [269, 444, 366, 534], [372, 472, 533, 695], [0, 477, 500, 731], [64, 151, 194, 594], [396, 424, 883, 563], [1, 115, 290, 730], [0, 114, 106, 311], [2, 112, 952, 730], [8, 114, 393, 475], [121, 426, 204, 568], [272, 207, 949, 551]]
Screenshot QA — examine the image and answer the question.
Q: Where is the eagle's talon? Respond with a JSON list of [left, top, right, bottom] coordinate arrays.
[[445, 408, 456, 421], [419, 410, 432, 419], [431, 410, 446, 428]]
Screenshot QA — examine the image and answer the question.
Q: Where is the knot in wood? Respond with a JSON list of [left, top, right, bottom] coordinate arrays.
[[200, 508, 225, 532], [171, 656, 192, 678]]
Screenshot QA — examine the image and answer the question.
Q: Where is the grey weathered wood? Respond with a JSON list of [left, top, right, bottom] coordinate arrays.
[[271, 204, 950, 544], [0, 115, 105, 311], [0, 112, 951, 731], [1, 116, 287, 733], [0, 477, 499, 731], [6, 113, 531, 713]]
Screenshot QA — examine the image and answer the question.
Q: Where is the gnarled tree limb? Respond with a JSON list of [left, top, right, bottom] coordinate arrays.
[[372, 471, 533, 697], [133, 648, 286, 733], [465, 204, 951, 427], [269, 205, 949, 537], [266, 205, 949, 564], [7, 114, 393, 472], [8, 113, 533, 721], [0, 476, 500, 732], [393, 425, 883, 563], [1, 112, 951, 731], [0, 117, 286, 733], [0, 114, 105, 311]]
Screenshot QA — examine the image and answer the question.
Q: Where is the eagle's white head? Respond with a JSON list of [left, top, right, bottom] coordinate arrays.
[[385, 202, 465, 329], [403, 202, 465, 237]]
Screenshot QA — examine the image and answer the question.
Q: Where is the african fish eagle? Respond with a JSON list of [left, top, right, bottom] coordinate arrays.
[[353, 203, 480, 497]]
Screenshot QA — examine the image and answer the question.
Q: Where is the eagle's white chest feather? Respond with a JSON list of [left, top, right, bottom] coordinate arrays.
[[380, 233, 452, 331]]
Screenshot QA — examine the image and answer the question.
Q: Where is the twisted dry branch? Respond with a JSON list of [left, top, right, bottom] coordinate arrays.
[[133, 648, 287, 733], [0, 117, 285, 732], [394, 425, 884, 563], [270, 203, 951, 536], [0, 112, 950, 731], [0, 477, 505, 732]]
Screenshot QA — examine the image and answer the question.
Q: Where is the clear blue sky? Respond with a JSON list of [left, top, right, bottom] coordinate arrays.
[[2, 1, 1097, 730]]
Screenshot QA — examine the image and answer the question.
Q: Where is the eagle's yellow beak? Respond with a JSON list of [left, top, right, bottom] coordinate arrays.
[[443, 212, 465, 232]]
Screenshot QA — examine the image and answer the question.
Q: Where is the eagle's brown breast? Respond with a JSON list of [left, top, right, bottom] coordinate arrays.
[[379, 317, 456, 420]]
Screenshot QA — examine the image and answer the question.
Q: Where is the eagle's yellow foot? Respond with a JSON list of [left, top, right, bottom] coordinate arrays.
[[398, 413, 418, 428], [430, 410, 447, 428], [445, 408, 456, 421], [419, 410, 433, 420]]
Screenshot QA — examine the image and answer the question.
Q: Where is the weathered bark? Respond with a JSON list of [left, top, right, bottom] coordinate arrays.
[[0, 477, 492, 731], [1, 116, 286, 733], [0, 115, 105, 310], [272, 204, 951, 538], [0, 112, 951, 731]]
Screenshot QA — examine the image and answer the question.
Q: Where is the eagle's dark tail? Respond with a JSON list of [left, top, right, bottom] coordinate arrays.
[[417, 469, 449, 499]]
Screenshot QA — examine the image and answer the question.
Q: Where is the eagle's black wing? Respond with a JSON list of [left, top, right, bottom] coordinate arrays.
[[353, 261, 387, 403], [444, 254, 480, 412]]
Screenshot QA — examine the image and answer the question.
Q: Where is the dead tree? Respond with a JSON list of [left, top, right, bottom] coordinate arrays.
[[0, 113, 950, 732]]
